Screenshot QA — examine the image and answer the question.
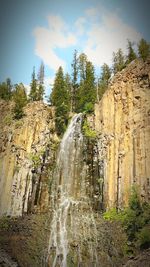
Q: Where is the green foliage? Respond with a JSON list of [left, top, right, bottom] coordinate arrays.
[[138, 38, 150, 61], [37, 62, 45, 101], [82, 119, 97, 138], [126, 40, 137, 64], [128, 186, 141, 213], [103, 208, 127, 223], [50, 66, 70, 135], [0, 78, 12, 100], [55, 103, 69, 135], [83, 102, 94, 113], [113, 48, 126, 74], [13, 83, 27, 119], [76, 60, 96, 112], [0, 216, 9, 230], [98, 63, 111, 100], [136, 225, 150, 249], [29, 149, 45, 168], [103, 186, 150, 252], [78, 53, 87, 82], [29, 67, 38, 101], [71, 49, 79, 111], [37, 84, 44, 101], [64, 73, 72, 110], [50, 140, 60, 151]]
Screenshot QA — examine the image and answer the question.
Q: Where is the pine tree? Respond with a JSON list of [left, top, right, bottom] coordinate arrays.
[[13, 83, 27, 119], [71, 49, 78, 111], [77, 60, 96, 113], [0, 78, 12, 100], [50, 66, 70, 135], [64, 73, 72, 111], [78, 53, 87, 82], [98, 63, 111, 100], [6, 78, 12, 100], [29, 67, 38, 101], [126, 40, 137, 64], [138, 38, 150, 61], [113, 48, 126, 74], [37, 62, 45, 101]]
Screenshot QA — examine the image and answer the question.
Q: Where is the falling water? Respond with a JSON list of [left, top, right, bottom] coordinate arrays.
[[46, 114, 99, 267]]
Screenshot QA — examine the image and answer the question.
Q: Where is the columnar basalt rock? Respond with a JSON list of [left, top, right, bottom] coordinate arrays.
[[94, 59, 150, 209], [0, 101, 58, 216]]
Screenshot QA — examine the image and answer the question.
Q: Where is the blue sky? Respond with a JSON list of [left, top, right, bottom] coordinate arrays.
[[0, 0, 150, 97]]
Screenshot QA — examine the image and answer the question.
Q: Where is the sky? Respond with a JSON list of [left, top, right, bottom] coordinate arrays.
[[0, 0, 150, 97]]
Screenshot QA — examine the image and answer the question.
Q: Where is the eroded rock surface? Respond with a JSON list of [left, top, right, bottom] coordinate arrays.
[[0, 101, 58, 216], [94, 59, 150, 208]]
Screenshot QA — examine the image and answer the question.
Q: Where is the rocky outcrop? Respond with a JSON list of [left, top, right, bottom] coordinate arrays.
[[0, 101, 58, 216], [0, 59, 149, 217], [94, 59, 150, 209]]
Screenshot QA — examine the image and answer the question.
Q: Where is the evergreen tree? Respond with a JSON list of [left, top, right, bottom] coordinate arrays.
[[13, 83, 27, 119], [138, 38, 150, 61], [77, 60, 96, 113], [98, 63, 111, 100], [50, 66, 70, 135], [6, 78, 12, 100], [71, 49, 78, 111], [0, 78, 12, 100], [64, 73, 72, 111], [29, 67, 38, 101], [37, 62, 45, 101], [78, 53, 87, 82], [126, 40, 137, 64], [112, 48, 126, 74]]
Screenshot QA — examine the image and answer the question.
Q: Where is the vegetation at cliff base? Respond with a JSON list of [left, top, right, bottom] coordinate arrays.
[[103, 186, 150, 253]]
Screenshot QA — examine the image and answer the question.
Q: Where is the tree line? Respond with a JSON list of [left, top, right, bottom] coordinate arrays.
[[0, 62, 45, 119], [50, 38, 150, 134], [0, 38, 150, 131]]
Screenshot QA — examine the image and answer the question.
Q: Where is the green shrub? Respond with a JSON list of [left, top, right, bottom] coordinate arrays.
[[82, 119, 97, 138], [136, 225, 150, 249], [29, 149, 45, 168], [103, 208, 127, 223], [83, 102, 94, 114], [0, 216, 9, 230], [103, 186, 150, 252]]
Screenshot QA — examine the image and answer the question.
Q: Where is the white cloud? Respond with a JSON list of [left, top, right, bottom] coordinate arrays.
[[33, 8, 142, 73], [83, 11, 142, 66], [85, 7, 99, 18], [75, 17, 87, 35], [33, 15, 77, 71]]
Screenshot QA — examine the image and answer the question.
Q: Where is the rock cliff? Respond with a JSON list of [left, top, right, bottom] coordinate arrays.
[[0, 59, 150, 267], [0, 101, 58, 216], [94, 59, 150, 209], [0, 59, 150, 217]]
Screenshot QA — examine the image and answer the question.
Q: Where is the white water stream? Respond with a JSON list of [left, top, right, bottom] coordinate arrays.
[[46, 114, 98, 267]]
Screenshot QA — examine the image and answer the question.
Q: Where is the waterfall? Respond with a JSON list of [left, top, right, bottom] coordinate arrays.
[[46, 114, 99, 267]]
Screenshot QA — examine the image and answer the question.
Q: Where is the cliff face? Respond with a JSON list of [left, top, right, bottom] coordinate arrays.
[[0, 59, 149, 218], [0, 101, 58, 216], [95, 59, 150, 209]]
